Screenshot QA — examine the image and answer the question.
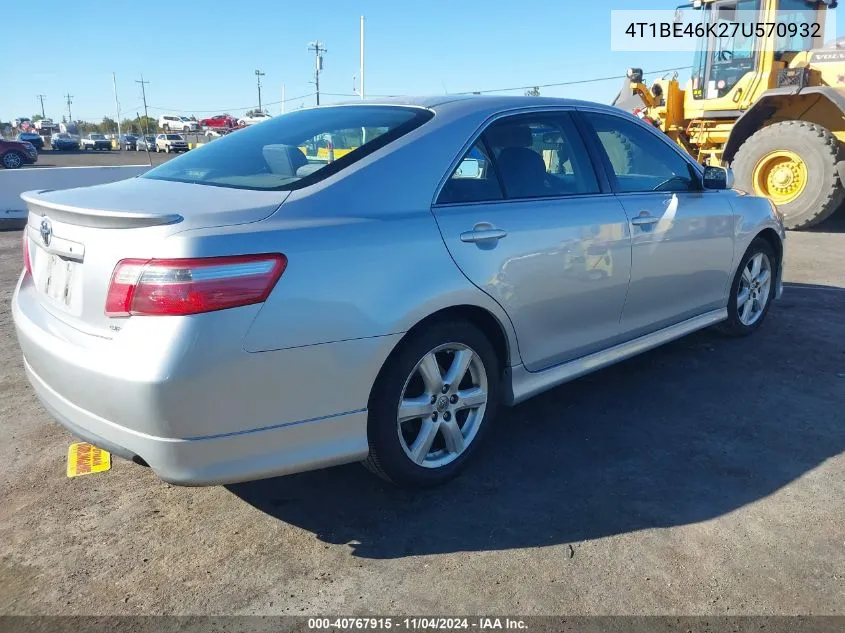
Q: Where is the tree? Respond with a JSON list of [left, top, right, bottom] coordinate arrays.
[[32, 114, 45, 121], [98, 116, 118, 134], [524, 87, 541, 97], [137, 115, 158, 135]]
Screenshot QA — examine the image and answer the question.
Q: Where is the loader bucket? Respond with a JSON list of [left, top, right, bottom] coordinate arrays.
[[611, 78, 650, 113]]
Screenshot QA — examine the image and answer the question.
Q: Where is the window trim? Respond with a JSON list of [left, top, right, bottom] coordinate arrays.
[[574, 106, 711, 196], [432, 106, 609, 208]]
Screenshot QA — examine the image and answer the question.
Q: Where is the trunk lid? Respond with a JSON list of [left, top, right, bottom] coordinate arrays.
[[23, 177, 289, 337]]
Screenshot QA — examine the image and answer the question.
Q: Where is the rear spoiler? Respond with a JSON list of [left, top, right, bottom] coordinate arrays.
[[21, 190, 183, 229]]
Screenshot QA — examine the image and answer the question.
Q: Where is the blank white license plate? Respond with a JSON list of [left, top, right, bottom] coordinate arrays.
[[40, 252, 78, 309]]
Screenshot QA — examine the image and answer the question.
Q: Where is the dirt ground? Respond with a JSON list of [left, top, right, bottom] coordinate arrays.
[[0, 214, 843, 616]]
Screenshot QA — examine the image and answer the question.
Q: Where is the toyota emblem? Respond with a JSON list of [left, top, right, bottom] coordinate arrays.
[[40, 217, 52, 247]]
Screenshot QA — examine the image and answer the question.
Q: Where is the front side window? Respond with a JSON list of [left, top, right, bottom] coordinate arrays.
[[584, 112, 698, 193], [143, 106, 432, 191]]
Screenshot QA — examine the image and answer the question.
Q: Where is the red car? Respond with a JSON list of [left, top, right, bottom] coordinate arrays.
[[1, 138, 39, 169], [199, 114, 237, 129]]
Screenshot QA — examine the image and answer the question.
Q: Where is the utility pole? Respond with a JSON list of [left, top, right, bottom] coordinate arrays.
[[254, 69, 265, 112], [113, 72, 122, 147], [135, 75, 151, 135], [308, 41, 327, 105], [65, 93, 73, 122], [36, 94, 46, 118], [360, 16, 365, 101]]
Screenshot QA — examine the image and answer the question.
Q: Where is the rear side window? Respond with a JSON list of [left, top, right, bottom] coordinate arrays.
[[437, 111, 599, 205], [482, 113, 599, 199], [583, 112, 698, 193], [143, 106, 433, 191]]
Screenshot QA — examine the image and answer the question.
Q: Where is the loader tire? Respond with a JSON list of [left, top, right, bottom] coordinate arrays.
[[731, 121, 844, 230]]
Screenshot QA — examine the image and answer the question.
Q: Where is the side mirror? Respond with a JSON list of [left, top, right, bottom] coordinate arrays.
[[703, 166, 734, 190]]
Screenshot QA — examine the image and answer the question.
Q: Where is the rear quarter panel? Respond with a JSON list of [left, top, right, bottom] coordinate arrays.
[[171, 210, 519, 364], [165, 108, 523, 366]]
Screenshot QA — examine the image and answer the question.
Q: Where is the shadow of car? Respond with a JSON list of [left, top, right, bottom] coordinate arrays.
[[228, 283, 843, 558]]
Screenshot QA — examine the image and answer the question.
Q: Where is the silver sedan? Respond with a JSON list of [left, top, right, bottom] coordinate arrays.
[[12, 96, 785, 488]]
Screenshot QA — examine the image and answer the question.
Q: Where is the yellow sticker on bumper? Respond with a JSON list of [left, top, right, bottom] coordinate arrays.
[[67, 442, 111, 477]]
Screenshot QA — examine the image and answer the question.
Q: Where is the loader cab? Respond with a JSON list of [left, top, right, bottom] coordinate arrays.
[[685, 0, 830, 111]]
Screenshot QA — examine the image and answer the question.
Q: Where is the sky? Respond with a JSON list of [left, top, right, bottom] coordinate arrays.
[[3, 0, 843, 123]]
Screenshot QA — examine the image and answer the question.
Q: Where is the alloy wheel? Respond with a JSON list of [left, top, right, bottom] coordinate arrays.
[[2, 152, 22, 168], [737, 252, 772, 326], [396, 343, 488, 469]]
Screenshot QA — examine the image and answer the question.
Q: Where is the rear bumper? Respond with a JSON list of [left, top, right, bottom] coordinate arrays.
[[25, 359, 368, 485], [12, 272, 399, 485]]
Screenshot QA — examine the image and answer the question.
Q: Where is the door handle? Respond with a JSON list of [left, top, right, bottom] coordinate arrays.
[[630, 214, 660, 226], [460, 228, 508, 243]]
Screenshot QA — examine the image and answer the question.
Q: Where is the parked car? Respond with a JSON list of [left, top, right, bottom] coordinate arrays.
[[16, 132, 44, 150], [12, 97, 785, 489], [0, 137, 38, 168], [237, 112, 272, 126], [51, 133, 80, 151], [135, 135, 156, 152], [159, 115, 198, 132], [81, 134, 111, 151], [199, 114, 237, 129], [155, 133, 188, 153], [120, 135, 139, 150]]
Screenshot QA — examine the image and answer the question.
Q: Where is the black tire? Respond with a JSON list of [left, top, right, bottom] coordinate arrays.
[[1, 151, 24, 169], [731, 121, 844, 230], [716, 237, 777, 337], [364, 321, 501, 488]]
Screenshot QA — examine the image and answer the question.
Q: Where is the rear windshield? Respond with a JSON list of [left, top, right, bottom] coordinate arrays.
[[142, 105, 433, 191]]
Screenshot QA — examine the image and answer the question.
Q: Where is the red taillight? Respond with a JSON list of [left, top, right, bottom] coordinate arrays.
[[22, 232, 32, 276], [105, 254, 286, 317]]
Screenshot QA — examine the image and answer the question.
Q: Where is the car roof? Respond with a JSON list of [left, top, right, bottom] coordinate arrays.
[[313, 94, 624, 121]]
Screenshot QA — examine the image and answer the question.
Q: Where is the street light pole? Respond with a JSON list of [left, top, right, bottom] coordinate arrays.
[[255, 69, 265, 112]]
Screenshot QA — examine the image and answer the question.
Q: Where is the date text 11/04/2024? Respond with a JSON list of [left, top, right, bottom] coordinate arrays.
[[625, 21, 821, 39], [307, 617, 529, 630]]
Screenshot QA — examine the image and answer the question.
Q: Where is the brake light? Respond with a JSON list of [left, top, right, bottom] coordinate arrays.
[[105, 254, 286, 316], [22, 232, 32, 276]]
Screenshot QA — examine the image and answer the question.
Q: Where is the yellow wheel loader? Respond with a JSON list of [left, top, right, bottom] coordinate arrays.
[[614, 0, 845, 229]]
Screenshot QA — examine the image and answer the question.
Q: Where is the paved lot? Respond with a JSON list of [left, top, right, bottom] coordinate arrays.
[[22, 149, 176, 169], [0, 216, 843, 615]]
